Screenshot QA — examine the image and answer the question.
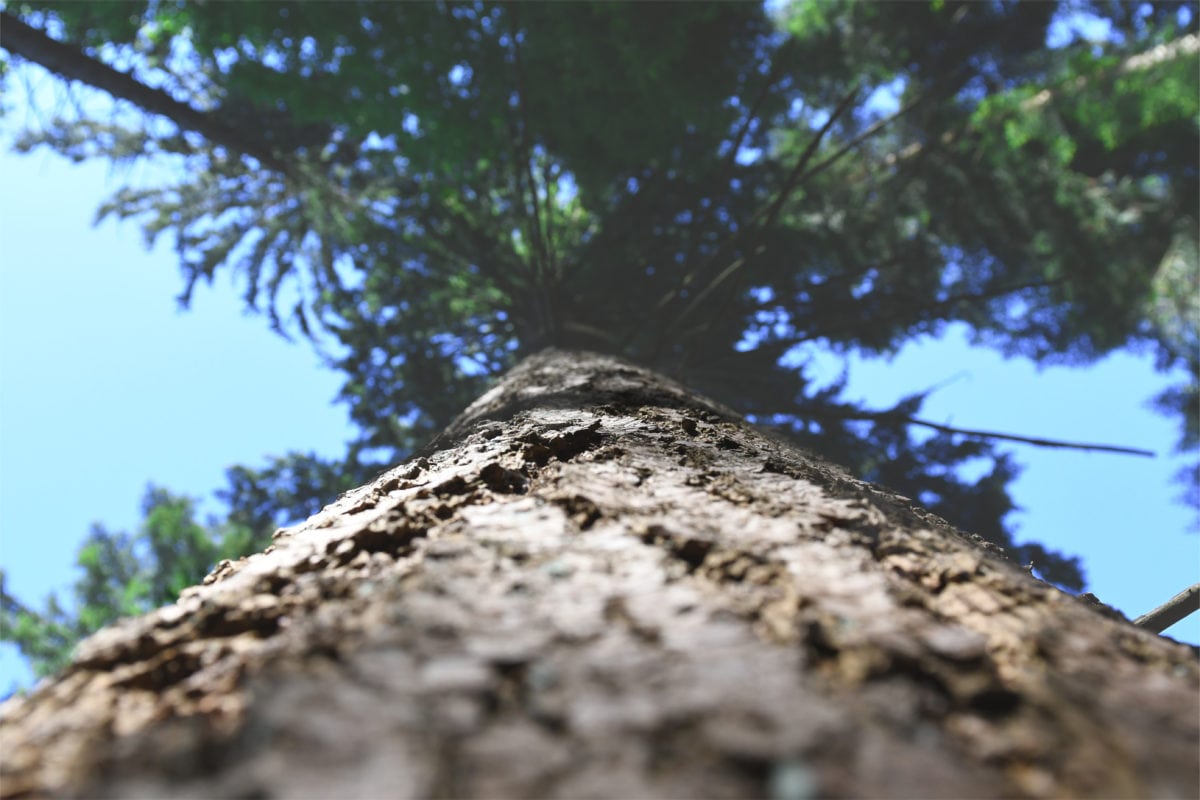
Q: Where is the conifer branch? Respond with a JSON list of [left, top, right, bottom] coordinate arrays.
[[623, 44, 795, 355], [659, 84, 861, 347], [505, 6, 557, 343], [676, 40, 797, 273], [876, 32, 1200, 172], [0, 11, 291, 177]]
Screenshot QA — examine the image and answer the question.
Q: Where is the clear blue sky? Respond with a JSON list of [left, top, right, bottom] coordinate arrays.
[[1, 68, 1197, 693]]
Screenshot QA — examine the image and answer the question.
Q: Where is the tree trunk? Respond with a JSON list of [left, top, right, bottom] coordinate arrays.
[[2, 349, 1196, 799]]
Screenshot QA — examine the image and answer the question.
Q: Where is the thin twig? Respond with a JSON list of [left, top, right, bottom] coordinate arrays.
[[725, 41, 797, 174], [841, 409, 1156, 457], [671, 41, 797, 293], [666, 88, 866, 374], [759, 85, 862, 234], [1134, 583, 1200, 634]]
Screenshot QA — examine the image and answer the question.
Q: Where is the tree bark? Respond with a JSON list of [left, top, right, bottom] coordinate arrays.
[[2, 349, 1196, 799]]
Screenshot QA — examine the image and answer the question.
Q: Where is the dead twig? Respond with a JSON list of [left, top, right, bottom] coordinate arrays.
[[1134, 583, 1200, 634]]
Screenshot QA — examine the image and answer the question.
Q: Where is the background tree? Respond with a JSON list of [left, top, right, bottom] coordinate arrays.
[[1, 487, 256, 677], [0, 1, 1196, 678]]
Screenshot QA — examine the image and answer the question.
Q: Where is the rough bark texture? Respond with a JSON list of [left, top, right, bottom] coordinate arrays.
[[2, 349, 1197, 799]]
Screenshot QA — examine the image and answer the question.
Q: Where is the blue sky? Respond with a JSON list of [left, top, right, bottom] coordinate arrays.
[[2, 32, 1198, 691]]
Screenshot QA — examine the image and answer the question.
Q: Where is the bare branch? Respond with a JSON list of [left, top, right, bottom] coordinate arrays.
[[838, 409, 1156, 457], [725, 41, 797, 172], [1134, 583, 1200, 634], [626, 41, 799, 354]]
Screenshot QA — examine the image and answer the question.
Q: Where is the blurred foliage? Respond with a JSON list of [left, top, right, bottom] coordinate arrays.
[[1, 487, 261, 678], [2, 0, 1197, 680]]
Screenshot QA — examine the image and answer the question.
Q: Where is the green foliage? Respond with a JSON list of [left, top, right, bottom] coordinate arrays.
[[1, 487, 266, 679], [2, 0, 1196, 681], [218, 452, 377, 536]]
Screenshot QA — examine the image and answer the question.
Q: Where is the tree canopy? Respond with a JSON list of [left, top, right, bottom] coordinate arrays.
[[1, 0, 1197, 678]]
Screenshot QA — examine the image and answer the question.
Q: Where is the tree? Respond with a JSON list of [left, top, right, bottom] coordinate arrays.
[[1, 350, 1196, 798], [0, 0, 1196, 713]]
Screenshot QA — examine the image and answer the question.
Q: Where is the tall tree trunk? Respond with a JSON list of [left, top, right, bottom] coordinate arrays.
[[2, 349, 1196, 799]]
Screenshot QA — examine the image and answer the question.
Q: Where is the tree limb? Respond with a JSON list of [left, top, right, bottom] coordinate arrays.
[[1134, 583, 1200, 634], [0, 10, 291, 177]]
